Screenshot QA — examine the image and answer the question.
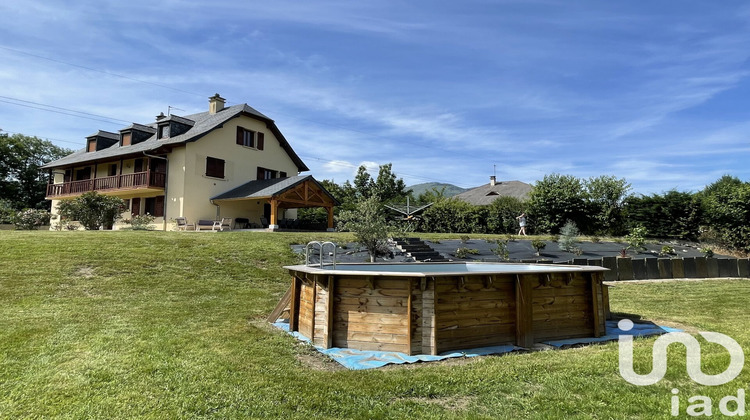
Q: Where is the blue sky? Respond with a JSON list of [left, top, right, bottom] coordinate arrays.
[[2, 1, 750, 194]]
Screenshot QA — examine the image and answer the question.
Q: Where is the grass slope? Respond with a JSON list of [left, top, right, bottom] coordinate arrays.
[[0, 231, 747, 419]]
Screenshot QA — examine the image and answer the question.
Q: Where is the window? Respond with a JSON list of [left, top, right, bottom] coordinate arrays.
[[206, 157, 225, 179], [87, 139, 97, 152], [280, 171, 287, 178], [257, 166, 276, 180], [236, 127, 264, 150], [158, 125, 169, 139], [108, 164, 117, 177], [131, 197, 141, 216], [121, 133, 132, 146], [145, 196, 165, 218]]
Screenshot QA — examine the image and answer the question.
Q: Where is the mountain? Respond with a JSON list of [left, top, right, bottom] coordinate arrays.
[[407, 182, 466, 199]]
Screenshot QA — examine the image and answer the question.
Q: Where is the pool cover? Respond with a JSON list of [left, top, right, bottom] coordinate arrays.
[[273, 320, 681, 370]]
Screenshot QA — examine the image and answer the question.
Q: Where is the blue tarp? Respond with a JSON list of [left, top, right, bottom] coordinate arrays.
[[274, 319, 681, 370], [542, 320, 682, 347]]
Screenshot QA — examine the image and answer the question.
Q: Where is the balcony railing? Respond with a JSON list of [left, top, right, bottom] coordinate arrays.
[[47, 171, 166, 198]]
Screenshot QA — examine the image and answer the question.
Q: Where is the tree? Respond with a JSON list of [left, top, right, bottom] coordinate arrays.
[[486, 196, 525, 234], [699, 177, 750, 252], [623, 191, 701, 240], [585, 175, 631, 236], [527, 174, 589, 234], [353, 165, 374, 200], [0, 133, 71, 211], [372, 163, 410, 204], [56, 192, 126, 230], [336, 196, 390, 262]]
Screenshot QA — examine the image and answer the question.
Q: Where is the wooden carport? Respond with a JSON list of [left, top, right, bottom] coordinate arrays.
[[211, 175, 338, 230]]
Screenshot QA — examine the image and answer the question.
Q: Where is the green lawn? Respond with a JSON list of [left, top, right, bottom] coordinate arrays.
[[0, 231, 747, 419]]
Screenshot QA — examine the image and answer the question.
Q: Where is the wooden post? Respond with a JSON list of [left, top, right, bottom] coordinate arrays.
[[421, 277, 437, 355], [326, 275, 334, 348], [515, 274, 534, 347], [269, 198, 279, 227], [406, 278, 413, 355], [326, 206, 334, 230], [289, 276, 300, 331], [591, 273, 603, 337], [602, 281, 611, 320], [311, 277, 317, 344]]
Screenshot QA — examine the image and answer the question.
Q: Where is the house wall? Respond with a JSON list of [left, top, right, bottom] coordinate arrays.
[[178, 114, 301, 223]]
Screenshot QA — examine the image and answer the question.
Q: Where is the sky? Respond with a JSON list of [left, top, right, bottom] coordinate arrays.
[[2, 1, 750, 194]]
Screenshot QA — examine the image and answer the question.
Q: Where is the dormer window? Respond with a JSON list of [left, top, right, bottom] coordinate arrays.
[[236, 127, 264, 150], [121, 133, 132, 146], [86, 131, 119, 152], [158, 125, 169, 139]]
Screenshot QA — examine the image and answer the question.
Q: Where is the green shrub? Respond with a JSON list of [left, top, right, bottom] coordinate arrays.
[[455, 247, 480, 259], [126, 214, 155, 230], [660, 245, 675, 256], [460, 235, 470, 244], [625, 226, 648, 252], [700, 247, 714, 258], [558, 221, 579, 252], [0, 199, 15, 224], [493, 240, 510, 261], [56, 192, 125, 230], [13, 209, 50, 230], [531, 239, 547, 255]]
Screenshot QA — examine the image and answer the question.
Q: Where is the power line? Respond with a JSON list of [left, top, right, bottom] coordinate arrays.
[[0, 45, 207, 99], [0, 129, 81, 147], [0, 98, 125, 126], [0, 95, 132, 125]]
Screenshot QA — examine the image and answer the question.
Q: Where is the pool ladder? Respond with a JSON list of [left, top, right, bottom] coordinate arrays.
[[305, 241, 337, 269]]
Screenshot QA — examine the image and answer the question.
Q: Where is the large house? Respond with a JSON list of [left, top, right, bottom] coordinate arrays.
[[43, 94, 337, 230], [453, 176, 532, 205]]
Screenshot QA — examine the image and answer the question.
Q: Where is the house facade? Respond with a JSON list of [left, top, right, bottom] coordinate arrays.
[[43, 94, 336, 230]]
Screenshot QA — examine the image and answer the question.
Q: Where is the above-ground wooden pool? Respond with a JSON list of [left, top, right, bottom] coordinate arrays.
[[277, 262, 610, 355]]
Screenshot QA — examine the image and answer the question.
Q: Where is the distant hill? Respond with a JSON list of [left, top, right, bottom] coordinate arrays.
[[407, 182, 466, 199]]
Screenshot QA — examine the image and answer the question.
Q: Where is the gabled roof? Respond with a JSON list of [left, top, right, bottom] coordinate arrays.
[[211, 175, 339, 205], [454, 180, 532, 205], [42, 103, 308, 171]]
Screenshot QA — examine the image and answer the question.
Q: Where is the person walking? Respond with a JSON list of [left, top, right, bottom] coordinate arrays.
[[516, 213, 527, 236]]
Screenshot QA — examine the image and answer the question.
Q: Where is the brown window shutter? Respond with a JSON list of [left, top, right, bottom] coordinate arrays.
[[257, 132, 264, 150], [131, 198, 141, 216], [236, 127, 243, 145], [257, 167, 264, 180], [154, 196, 165, 218]]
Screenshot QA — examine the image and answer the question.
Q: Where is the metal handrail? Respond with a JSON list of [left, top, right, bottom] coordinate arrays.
[[305, 241, 337, 269]]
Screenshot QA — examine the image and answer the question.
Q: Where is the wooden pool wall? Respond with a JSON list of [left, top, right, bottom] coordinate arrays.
[[286, 270, 610, 355]]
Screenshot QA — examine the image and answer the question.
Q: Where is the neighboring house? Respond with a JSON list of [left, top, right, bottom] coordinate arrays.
[[43, 94, 337, 230], [453, 176, 532, 205]]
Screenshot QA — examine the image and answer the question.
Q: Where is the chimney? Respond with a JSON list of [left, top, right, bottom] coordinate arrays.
[[155, 112, 166, 121], [208, 93, 225, 114], [490, 175, 496, 186]]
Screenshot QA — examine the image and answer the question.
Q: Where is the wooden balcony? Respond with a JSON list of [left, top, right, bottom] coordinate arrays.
[[46, 171, 166, 198]]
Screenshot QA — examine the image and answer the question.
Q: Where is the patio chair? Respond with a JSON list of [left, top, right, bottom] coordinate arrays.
[[175, 217, 195, 231], [235, 217, 250, 229], [260, 217, 269, 228], [216, 217, 233, 231]]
